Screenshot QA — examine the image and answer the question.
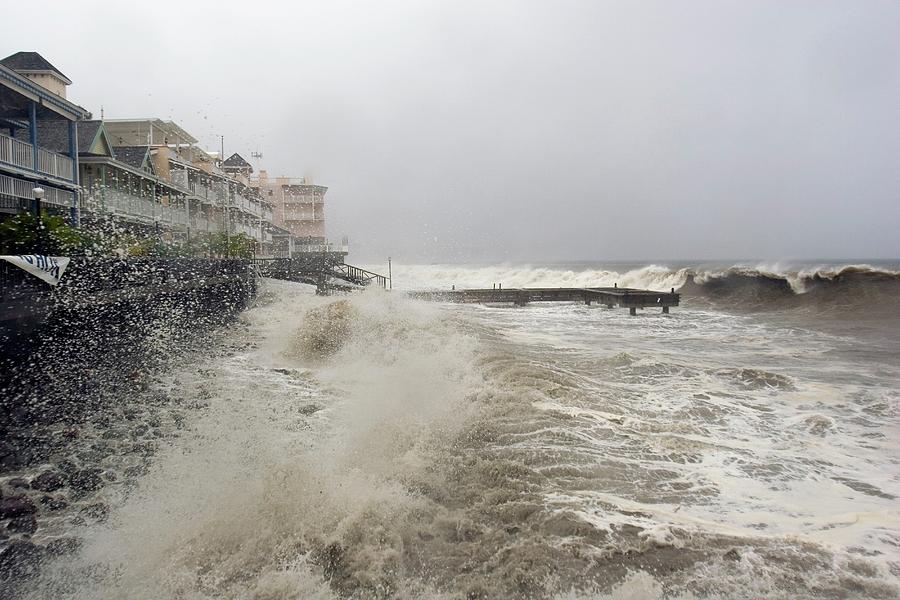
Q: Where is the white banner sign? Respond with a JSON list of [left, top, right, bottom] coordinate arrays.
[[1, 255, 71, 286]]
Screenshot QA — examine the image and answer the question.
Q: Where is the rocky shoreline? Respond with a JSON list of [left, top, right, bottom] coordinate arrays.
[[0, 329, 259, 597], [0, 260, 258, 596]]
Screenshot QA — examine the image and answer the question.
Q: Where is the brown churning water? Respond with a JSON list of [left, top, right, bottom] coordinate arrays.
[[21, 262, 900, 599]]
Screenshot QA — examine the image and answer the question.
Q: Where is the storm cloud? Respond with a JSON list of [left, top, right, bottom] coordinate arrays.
[[5, 0, 899, 261]]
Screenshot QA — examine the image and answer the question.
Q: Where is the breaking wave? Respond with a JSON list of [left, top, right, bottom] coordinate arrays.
[[385, 262, 900, 311], [15, 276, 900, 599], [682, 264, 900, 310]]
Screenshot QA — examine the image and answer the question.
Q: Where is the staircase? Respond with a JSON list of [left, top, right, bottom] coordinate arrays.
[[251, 257, 389, 293]]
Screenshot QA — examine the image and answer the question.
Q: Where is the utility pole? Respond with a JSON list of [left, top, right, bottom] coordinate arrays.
[[388, 257, 392, 290]]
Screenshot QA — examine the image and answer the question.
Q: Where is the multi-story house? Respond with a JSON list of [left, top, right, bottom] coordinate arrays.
[[100, 120, 274, 250], [251, 170, 346, 257], [1, 52, 278, 256], [0, 52, 90, 221]]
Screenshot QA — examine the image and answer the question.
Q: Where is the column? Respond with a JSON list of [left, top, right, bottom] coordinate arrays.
[[69, 120, 79, 226], [28, 102, 37, 171]]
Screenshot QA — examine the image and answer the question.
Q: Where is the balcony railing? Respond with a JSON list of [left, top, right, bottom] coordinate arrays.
[[0, 132, 74, 182], [191, 216, 220, 233], [0, 133, 33, 171], [293, 240, 349, 254], [37, 147, 74, 181], [284, 213, 324, 221], [0, 173, 71, 207], [195, 182, 212, 201], [81, 189, 189, 228]]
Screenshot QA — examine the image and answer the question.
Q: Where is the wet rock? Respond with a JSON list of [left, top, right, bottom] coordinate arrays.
[[8, 478, 30, 490], [0, 450, 29, 470], [46, 537, 81, 557], [7, 515, 38, 534], [56, 459, 79, 475], [101, 428, 127, 440], [0, 496, 37, 519], [69, 468, 104, 493], [79, 503, 109, 523], [40, 496, 68, 511], [124, 464, 149, 478], [130, 442, 157, 457], [31, 470, 65, 492], [76, 449, 106, 464], [92, 414, 112, 427], [0, 540, 44, 580]]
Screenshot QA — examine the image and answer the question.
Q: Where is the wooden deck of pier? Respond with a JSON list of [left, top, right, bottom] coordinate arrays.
[[409, 286, 680, 314]]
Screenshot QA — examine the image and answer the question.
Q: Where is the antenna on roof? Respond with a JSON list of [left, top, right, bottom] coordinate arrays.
[[100, 105, 104, 119]]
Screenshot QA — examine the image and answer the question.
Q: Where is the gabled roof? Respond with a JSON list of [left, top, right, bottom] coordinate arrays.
[[113, 146, 151, 170], [223, 153, 252, 169], [1, 52, 72, 84], [0, 64, 89, 121], [12, 120, 112, 156], [77, 120, 109, 155]]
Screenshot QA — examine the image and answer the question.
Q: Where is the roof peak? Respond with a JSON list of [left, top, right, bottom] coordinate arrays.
[[1, 51, 71, 84], [223, 152, 253, 171]]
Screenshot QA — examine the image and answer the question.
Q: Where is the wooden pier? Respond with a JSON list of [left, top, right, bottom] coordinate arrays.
[[409, 286, 680, 314]]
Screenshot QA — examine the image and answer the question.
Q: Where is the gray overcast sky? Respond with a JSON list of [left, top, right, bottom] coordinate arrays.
[[5, 0, 900, 262]]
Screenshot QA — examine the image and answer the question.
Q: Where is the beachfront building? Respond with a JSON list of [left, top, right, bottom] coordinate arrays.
[[78, 120, 275, 253], [251, 170, 345, 256], [0, 52, 90, 220], [75, 120, 193, 238], [1, 51, 280, 255]]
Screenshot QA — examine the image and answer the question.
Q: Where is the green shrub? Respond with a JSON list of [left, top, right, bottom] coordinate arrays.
[[0, 213, 100, 256]]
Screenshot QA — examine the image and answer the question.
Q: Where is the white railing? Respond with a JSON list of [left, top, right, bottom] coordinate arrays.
[[42, 186, 72, 207], [285, 213, 324, 221], [244, 201, 262, 218], [284, 194, 324, 204], [293, 241, 349, 254], [81, 188, 187, 228], [192, 216, 220, 233], [0, 132, 34, 171], [0, 173, 71, 207], [36, 147, 74, 181], [170, 169, 189, 190], [0, 132, 74, 181]]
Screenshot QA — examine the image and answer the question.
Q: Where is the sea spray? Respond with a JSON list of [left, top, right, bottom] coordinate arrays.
[[22, 274, 900, 599]]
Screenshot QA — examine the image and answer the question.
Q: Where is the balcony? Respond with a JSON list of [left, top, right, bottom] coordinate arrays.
[[0, 131, 75, 182], [192, 216, 221, 233], [80, 188, 189, 228], [0, 173, 72, 210], [284, 212, 324, 222], [293, 239, 349, 254]]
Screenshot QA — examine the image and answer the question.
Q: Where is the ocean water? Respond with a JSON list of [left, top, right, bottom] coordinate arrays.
[[18, 262, 900, 599]]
